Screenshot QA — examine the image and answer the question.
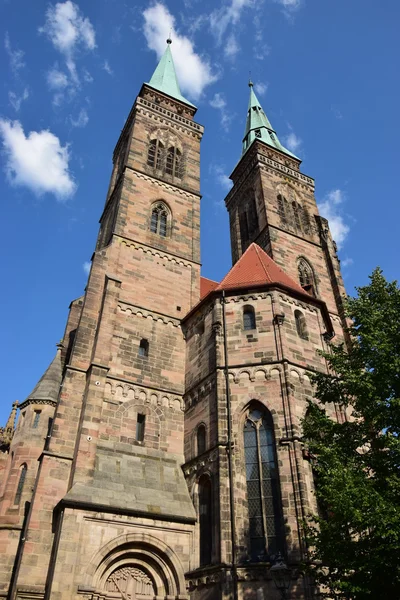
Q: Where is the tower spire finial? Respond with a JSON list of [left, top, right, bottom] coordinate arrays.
[[242, 83, 299, 160]]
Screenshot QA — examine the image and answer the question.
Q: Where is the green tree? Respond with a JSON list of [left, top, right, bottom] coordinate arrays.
[[302, 268, 400, 599]]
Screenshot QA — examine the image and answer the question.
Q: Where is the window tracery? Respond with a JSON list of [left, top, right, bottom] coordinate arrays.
[[150, 203, 169, 237], [147, 139, 164, 170], [105, 566, 155, 596], [298, 258, 317, 296], [165, 147, 182, 178], [244, 407, 283, 560]]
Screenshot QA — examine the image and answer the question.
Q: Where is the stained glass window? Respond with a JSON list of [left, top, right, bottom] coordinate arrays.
[[244, 408, 283, 560], [14, 464, 27, 505]]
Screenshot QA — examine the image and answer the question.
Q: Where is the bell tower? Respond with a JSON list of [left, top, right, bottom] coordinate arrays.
[[0, 40, 204, 600], [225, 81, 348, 331]]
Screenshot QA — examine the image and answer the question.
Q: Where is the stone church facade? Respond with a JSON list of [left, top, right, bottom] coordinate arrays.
[[0, 41, 348, 600]]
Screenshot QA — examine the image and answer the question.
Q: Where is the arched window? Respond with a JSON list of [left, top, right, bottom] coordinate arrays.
[[139, 339, 149, 357], [199, 475, 212, 566], [14, 464, 27, 505], [197, 425, 206, 455], [295, 310, 308, 340], [147, 139, 164, 170], [243, 306, 256, 331], [150, 203, 169, 237], [298, 258, 316, 296], [244, 407, 283, 560], [165, 147, 182, 178]]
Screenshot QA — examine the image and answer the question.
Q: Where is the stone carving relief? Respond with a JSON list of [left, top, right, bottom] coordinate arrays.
[[106, 567, 155, 599]]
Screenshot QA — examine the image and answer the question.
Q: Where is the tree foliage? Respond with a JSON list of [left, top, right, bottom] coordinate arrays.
[[303, 268, 400, 599]]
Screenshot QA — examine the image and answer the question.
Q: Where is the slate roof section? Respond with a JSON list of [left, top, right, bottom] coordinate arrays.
[[216, 243, 307, 295], [22, 347, 62, 406]]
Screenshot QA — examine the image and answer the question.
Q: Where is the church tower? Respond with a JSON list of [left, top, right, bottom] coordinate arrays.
[[181, 84, 348, 600], [0, 49, 349, 600], [0, 40, 203, 600]]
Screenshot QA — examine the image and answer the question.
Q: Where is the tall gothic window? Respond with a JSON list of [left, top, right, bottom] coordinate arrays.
[[199, 475, 212, 566], [197, 424, 206, 455], [165, 147, 182, 178], [300, 205, 311, 235], [14, 464, 27, 506], [295, 310, 308, 340], [298, 258, 316, 296], [147, 139, 164, 170], [292, 201, 302, 231], [244, 407, 283, 560], [243, 306, 256, 331], [150, 203, 169, 237]]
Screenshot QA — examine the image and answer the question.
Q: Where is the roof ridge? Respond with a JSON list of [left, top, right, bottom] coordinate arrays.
[[253, 244, 272, 283]]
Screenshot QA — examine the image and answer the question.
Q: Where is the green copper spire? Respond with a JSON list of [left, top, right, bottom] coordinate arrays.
[[147, 38, 195, 108], [242, 81, 299, 159]]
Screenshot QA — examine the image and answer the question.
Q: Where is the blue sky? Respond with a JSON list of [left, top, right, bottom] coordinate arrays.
[[0, 0, 398, 423]]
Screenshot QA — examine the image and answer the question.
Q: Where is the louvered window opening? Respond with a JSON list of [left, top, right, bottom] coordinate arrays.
[[147, 139, 164, 170], [165, 147, 182, 178], [150, 205, 168, 237], [244, 409, 282, 560]]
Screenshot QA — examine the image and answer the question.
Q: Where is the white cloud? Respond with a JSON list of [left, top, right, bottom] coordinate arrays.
[[83, 69, 93, 83], [103, 60, 113, 76], [211, 164, 232, 191], [210, 93, 232, 131], [83, 261, 91, 274], [225, 34, 240, 59], [275, 0, 302, 16], [39, 1, 96, 55], [4, 33, 25, 74], [47, 67, 69, 89], [284, 131, 302, 153], [254, 82, 268, 96], [210, 0, 254, 44], [341, 257, 354, 269], [70, 108, 89, 128], [318, 189, 350, 249], [0, 119, 76, 200], [143, 3, 217, 100], [39, 1, 96, 91], [8, 88, 29, 112]]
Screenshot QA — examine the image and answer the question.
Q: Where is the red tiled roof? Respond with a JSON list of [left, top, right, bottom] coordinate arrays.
[[200, 276, 219, 299], [215, 243, 307, 295]]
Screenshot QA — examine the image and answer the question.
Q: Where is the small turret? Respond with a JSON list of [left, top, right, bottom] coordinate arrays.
[[0, 400, 18, 452]]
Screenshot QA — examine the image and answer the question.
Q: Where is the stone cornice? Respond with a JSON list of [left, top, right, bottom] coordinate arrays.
[[18, 398, 57, 410], [117, 300, 182, 328], [116, 235, 200, 267]]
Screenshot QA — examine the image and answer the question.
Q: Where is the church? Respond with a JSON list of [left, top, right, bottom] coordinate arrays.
[[0, 39, 348, 600]]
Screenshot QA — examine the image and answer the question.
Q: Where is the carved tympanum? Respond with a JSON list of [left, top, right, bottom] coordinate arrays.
[[106, 566, 155, 599]]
